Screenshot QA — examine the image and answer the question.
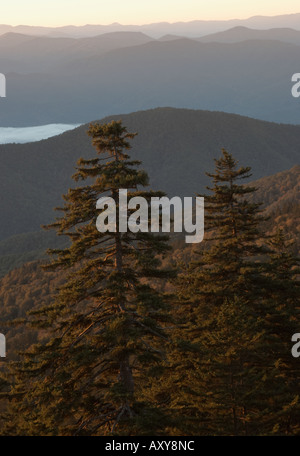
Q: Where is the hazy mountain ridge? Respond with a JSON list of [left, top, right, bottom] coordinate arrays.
[[1, 34, 300, 125], [2, 13, 300, 38], [0, 31, 154, 72], [198, 26, 300, 45]]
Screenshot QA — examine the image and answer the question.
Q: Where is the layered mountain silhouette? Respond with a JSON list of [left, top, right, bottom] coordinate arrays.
[[1, 32, 300, 125], [0, 31, 154, 72], [2, 13, 300, 38], [198, 26, 300, 45]]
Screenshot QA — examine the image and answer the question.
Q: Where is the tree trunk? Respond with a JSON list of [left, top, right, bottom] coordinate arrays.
[[114, 188, 134, 395]]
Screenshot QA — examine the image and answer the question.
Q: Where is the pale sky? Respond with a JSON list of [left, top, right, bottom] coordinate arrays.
[[1, 0, 300, 27]]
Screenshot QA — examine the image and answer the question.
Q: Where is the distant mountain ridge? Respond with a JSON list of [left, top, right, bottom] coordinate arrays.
[[2, 13, 300, 38], [1, 35, 300, 125], [198, 26, 300, 45], [0, 31, 154, 71]]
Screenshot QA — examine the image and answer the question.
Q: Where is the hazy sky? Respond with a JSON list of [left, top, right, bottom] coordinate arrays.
[[2, 0, 300, 26]]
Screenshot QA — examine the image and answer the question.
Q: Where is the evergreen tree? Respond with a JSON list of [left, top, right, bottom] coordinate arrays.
[[259, 230, 300, 435], [163, 150, 299, 435], [1, 121, 174, 436]]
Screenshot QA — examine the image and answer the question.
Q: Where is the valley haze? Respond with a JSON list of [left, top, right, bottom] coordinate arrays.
[[1, 13, 300, 126]]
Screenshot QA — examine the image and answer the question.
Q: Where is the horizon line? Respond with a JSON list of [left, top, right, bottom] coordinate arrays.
[[1, 12, 300, 29]]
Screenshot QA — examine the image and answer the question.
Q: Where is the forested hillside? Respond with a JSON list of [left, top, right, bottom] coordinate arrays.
[[0, 163, 298, 357], [0, 140, 298, 436], [0, 261, 65, 361], [249, 165, 300, 253], [0, 108, 299, 241]]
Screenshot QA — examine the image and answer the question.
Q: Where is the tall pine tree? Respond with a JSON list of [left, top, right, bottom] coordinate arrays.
[[259, 230, 300, 434], [162, 150, 299, 435], [1, 121, 174, 436]]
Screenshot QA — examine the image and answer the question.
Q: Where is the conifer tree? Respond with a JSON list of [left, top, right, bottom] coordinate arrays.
[[259, 230, 300, 434], [163, 150, 299, 435], [1, 121, 174, 436]]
